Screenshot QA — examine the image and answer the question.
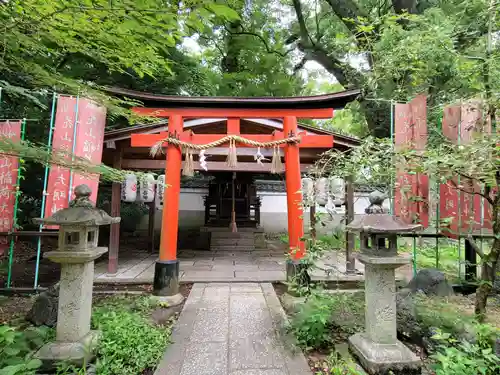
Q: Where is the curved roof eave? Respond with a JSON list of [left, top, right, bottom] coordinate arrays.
[[104, 87, 361, 110]]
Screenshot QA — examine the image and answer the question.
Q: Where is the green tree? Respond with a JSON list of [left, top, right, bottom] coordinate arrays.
[[314, 134, 500, 321], [285, 0, 499, 136], [196, 0, 305, 97]]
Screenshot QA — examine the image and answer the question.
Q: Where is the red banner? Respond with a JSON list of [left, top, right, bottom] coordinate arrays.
[[70, 99, 106, 203], [439, 101, 489, 237], [44, 96, 106, 223], [44, 96, 77, 220], [0, 121, 22, 255], [394, 95, 429, 227]]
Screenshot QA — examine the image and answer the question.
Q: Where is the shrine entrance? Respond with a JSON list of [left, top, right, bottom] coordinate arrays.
[[102, 87, 361, 297], [204, 172, 260, 228]]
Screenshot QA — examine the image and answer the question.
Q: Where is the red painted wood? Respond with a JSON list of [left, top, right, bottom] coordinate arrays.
[[227, 118, 240, 135], [283, 116, 305, 260], [131, 132, 333, 148], [131, 107, 334, 119], [159, 114, 183, 261]]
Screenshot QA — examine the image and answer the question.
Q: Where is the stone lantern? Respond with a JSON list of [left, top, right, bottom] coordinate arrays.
[[34, 184, 120, 365], [346, 191, 422, 375]]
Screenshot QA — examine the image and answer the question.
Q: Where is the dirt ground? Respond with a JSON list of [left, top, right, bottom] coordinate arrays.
[[0, 233, 151, 288], [0, 283, 193, 325]]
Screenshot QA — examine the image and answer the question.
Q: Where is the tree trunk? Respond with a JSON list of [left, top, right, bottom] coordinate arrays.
[[475, 196, 500, 321]]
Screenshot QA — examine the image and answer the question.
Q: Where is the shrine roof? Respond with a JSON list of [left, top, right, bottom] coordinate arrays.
[[105, 87, 361, 110]]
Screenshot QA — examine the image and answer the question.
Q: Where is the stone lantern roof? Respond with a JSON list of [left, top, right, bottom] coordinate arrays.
[[36, 184, 121, 226], [346, 191, 422, 234]]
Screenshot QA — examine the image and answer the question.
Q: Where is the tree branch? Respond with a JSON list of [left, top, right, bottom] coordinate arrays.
[[323, 0, 368, 35], [223, 27, 294, 57]]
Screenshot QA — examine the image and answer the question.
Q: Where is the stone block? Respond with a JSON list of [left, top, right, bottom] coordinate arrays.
[[229, 336, 285, 370], [180, 342, 228, 375], [348, 333, 421, 375], [35, 330, 100, 367]]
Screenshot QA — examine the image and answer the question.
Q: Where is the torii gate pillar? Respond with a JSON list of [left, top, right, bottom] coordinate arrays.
[[154, 114, 182, 299], [283, 116, 306, 282]]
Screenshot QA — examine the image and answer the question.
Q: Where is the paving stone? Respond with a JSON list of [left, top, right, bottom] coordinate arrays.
[[229, 335, 285, 370], [230, 283, 262, 293], [234, 271, 286, 281], [154, 282, 310, 375], [190, 308, 229, 343], [212, 264, 260, 272], [183, 270, 234, 279], [182, 265, 213, 271], [229, 370, 287, 375], [180, 342, 228, 375], [193, 259, 216, 266]]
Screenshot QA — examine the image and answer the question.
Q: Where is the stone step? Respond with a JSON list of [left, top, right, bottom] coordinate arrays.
[[210, 245, 256, 251], [211, 239, 255, 246], [210, 232, 255, 239]]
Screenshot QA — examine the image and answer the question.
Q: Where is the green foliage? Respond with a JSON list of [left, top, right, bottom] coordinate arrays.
[[0, 325, 52, 375], [57, 296, 174, 375], [314, 352, 365, 375], [430, 327, 500, 375], [288, 292, 365, 351], [0, 0, 239, 113], [288, 293, 335, 350]]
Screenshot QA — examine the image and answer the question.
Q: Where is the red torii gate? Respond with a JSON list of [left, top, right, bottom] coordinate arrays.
[[131, 107, 335, 297]]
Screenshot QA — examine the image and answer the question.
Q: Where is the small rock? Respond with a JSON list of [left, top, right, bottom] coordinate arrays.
[[150, 306, 181, 326], [406, 268, 454, 297], [27, 283, 59, 327]]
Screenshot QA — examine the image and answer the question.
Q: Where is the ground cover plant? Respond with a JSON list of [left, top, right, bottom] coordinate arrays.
[[0, 294, 177, 375]]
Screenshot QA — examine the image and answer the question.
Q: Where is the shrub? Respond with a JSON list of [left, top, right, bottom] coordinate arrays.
[[288, 292, 365, 350], [0, 325, 51, 375], [430, 327, 500, 375], [89, 297, 171, 375]]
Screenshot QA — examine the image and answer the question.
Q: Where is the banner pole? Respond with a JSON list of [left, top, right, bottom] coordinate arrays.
[[390, 100, 395, 216], [6, 118, 26, 288], [67, 96, 80, 201], [33, 92, 57, 288]]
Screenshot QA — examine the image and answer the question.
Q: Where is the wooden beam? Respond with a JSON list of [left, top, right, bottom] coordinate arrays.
[[108, 148, 122, 275], [345, 176, 355, 273], [227, 118, 240, 134], [122, 159, 313, 172], [131, 132, 334, 149], [131, 107, 334, 119]]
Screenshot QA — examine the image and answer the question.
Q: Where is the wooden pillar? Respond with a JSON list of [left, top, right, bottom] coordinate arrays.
[[108, 148, 122, 274], [284, 116, 305, 264], [154, 114, 183, 297], [345, 176, 356, 273], [147, 202, 156, 253]]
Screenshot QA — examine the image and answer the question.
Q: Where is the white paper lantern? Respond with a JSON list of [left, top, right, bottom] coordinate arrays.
[[155, 174, 166, 209], [139, 173, 155, 203], [315, 177, 329, 207], [301, 177, 314, 205], [329, 176, 345, 205], [121, 174, 137, 202]]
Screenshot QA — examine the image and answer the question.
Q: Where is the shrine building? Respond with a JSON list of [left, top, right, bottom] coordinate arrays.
[[101, 87, 361, 297]]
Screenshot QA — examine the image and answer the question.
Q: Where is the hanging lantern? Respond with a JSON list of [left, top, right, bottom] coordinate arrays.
[[121, 174, 137, 202], [315, 177, 329, 207], [139, 173, 155, 203], [329, 176, 345, 206], [155, 174, 166, 209], [301, 177, 314, 206]]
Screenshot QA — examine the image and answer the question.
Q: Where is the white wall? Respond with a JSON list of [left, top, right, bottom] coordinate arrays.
[[139, 188, 389, 235]]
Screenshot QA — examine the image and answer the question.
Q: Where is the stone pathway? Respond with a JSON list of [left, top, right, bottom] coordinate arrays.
[[95, 250, 413, 284], [154, 283, 311, 375]]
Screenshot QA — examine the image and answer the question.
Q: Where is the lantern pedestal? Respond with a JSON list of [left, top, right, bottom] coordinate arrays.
[[33, 185, 120, 367], [348, 253, 421, 375]]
